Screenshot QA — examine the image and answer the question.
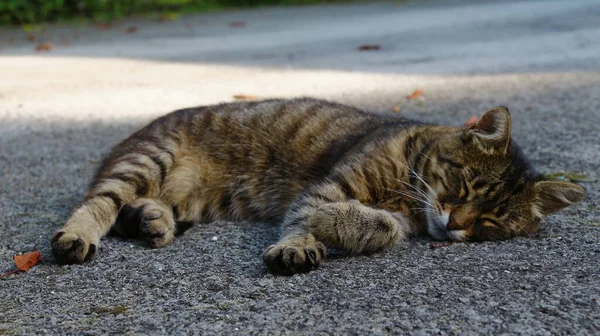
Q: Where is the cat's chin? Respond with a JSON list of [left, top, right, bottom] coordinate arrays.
[[446, 230, 467, 241]]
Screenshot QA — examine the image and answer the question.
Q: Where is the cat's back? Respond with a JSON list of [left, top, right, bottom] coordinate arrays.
[[176, 97, 372, 141], [175, 97, 405, 152], [107, 98, 415, 222]]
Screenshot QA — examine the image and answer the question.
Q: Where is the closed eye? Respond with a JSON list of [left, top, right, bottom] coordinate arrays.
[[459, 179, 470, 200], [439, 195, 464, 206], [478, 218, 500, 227]]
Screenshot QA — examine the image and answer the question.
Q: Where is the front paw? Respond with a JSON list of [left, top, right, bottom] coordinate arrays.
[[309, 201, 406, 253], [51, 231, 98, 264], [262, 234, 327, 275]]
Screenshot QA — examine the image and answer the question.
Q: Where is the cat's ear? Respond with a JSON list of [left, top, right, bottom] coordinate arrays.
[[533, 181, 586, 216], [466, 106, 511, 153]]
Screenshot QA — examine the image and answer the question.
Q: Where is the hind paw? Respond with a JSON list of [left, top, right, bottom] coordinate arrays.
[[51, 230, 98, 264], [114, 198, 176, 248]]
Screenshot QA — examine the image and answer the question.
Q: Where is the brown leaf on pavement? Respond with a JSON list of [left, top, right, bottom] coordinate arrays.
[[393, 105, 401, 112], [26, 34, 36, 42], [233, 94, 259, 101], [358, 44, 381, 51], [0, 250, 43, 277], [407, 88, 424, 100], [94, 23, 112, 30], [14, 251, 42, 271], [124, 26, 138, 34], [35, 42, 53, 52], [229, 21, 246, 28]]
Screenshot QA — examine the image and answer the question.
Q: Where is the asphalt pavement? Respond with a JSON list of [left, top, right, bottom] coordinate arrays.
[[1, 0, 599, 334]]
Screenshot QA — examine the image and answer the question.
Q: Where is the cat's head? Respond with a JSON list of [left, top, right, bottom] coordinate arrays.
[[422, 106, 585, 241]]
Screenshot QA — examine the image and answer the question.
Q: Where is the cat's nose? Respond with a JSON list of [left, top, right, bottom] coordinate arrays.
[[446, 213, 475, 230], [447, 214, 460, 230]]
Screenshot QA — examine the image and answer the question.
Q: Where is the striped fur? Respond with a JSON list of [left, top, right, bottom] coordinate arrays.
[[51, 99, 586, 274]]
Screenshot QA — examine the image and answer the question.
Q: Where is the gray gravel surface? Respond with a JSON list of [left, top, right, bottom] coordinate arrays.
[[1, 0, 599, 335]]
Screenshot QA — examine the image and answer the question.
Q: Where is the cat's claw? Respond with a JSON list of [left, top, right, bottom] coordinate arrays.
[[51, 231, 98, 264], [262, 235, 327, 275]]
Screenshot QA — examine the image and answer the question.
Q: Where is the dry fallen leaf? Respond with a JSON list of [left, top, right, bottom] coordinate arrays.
[[35, 42, 53, 52], [26, 34, 36, 42], [0, 250, 42, 278], [14, 251, 42, 271], [393, 105, 401, 113], [94, 23, 112, 30], [229, 21, 246, 28], [407, 88, 424, 100], [124, 26, 138, 34], [233, 94, 259, 101], [358, 44, 381, 51], [465, 115, 478, 127]]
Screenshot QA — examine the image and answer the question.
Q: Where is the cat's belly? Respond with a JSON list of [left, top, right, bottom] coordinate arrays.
[[159, 152, 303, 224]]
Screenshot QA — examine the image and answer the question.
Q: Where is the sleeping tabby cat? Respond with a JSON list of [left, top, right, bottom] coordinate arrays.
[[51, 98, 585, 275]]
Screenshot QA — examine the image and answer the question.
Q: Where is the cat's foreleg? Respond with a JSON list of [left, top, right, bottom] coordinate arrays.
[[308, 200, 410, 254], [262, 182, 346, 275], [262, 181, 411, 274]]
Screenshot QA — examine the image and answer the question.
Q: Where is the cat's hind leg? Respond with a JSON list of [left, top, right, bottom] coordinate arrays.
[[52, 138, 175, 264], [111, 198, 178, 248]]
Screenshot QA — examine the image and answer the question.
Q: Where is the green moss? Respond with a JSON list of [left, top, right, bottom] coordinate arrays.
[[543, 172, 592, 183], [216, 301, 234, 310], [90, 305, 128, 316]]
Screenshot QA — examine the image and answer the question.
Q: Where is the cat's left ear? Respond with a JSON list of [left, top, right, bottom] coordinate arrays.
[[466, 106, 511, 154], [533, 181, 586, 216]]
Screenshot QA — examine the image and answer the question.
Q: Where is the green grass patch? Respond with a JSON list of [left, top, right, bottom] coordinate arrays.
[[89, 305, 128, 316], [0, 0, 357, 26], [543, 172, 593, 183]]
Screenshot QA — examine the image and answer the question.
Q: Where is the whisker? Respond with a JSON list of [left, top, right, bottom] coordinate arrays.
[[384, 188, 434, 207], [512, 221, 534, 238], [409, 169, 436, 196], [383, 188, 427, 202], [385, 157, 437, 197], [389, 177, 430, 200], [416, 148, 434, 161]]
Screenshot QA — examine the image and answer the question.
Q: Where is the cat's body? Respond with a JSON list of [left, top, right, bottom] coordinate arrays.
[[51, 98, 585, 274]]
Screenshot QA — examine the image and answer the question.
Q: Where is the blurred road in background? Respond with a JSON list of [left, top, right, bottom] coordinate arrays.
[[1, 0, 599, 334], [3, 0, 600, 74]]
